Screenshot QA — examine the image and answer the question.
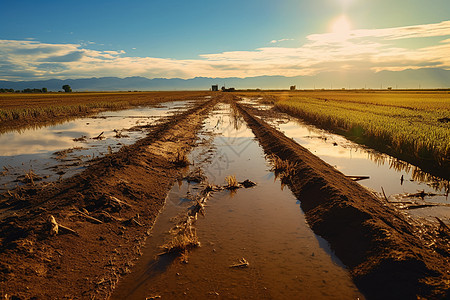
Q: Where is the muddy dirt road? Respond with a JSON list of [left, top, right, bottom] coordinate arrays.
[[0, 94, 448, 299]]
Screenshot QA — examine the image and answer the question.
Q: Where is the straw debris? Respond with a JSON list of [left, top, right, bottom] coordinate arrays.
[[160, 230, 200, 255], [268, 154, 298, 183], [229, 257, 249, 268], [225, 175, 239, 189]]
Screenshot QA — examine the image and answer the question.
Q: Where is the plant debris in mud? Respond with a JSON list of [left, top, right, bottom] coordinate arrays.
[[160, 190, 210, 260], [387, 190, 450, 210], [53, 147, 87, 160], [73, 135, 87, 142], [268, 154, 298, 183], [171, 149, 190, 167], [183, 167, 206, 183], [240, 179, 257, 188], [113, 129, 129, 138], [225, 175, 239, 189], [229, 257, 250, 268], [160, 229, 200, 255], [224, 175, 256, 190], [159, 173, 256, 263], [93, 131, 105, 140], [16, 170, 43, 185]]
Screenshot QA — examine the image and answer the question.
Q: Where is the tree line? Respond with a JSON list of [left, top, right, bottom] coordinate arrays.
[[0, 88, 47, 93], [0, 85, 72, 93]]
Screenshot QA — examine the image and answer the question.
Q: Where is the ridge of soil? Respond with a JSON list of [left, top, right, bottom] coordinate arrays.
[[235, 99, 450, 300], [0, 95, 217, 299]]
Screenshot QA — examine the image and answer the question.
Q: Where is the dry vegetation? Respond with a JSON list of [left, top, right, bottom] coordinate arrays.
[[225, 175, 239, 189], [268, 154, 298, 184]]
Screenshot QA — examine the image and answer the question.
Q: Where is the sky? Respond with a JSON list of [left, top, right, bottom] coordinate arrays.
[[1, 0, 450, 83]]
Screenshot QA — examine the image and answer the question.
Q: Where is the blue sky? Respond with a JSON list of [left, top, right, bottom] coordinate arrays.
[[1, 0, 449, 81]]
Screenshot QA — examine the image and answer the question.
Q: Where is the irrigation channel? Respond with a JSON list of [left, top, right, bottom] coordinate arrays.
[[240, 97, 449, 223], [112, 102, 363, 299], [0, 100, 195, 193]]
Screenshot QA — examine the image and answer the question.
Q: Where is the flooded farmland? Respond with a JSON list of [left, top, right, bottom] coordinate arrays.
[[0, 94, 448, 299], [240, 97, 449, 222], [0, 100, 194, 193], [112, 103, 363, 299]]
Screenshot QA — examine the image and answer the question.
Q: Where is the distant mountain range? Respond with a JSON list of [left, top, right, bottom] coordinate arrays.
[[1, 68, 449, 91]]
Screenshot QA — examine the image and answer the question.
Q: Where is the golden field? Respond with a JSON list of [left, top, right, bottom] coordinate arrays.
[[261, 90, 450, 170]]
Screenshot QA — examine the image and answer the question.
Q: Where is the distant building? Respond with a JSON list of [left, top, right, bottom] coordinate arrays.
[[212, 84, 219, 91], [221, 86, 235, 92], [290, 85, 296, 90]]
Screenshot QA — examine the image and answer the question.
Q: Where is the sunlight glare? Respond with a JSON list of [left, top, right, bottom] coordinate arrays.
[[331, 15, 352, 39], [338, 0, 354, 9]]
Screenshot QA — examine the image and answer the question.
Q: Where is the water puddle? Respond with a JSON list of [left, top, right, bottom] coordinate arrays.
[[239, 98, 449, 222], [112, 103, 363, 299], [0, 100, 195, 192]]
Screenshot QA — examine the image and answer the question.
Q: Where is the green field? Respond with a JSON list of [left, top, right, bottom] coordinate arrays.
[[269, 90, 450, 175]]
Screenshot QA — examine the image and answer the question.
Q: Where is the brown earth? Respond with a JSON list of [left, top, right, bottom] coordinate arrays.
[[0, 93, 449, 299], [235, 98, 450, 300], [0, 94, 216, 299]]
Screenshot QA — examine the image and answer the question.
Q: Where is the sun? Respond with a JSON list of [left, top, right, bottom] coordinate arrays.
[[331, 15, 351, 34]]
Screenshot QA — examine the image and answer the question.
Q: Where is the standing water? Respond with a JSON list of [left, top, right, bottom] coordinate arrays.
[[0, 100, 194, 192], [239, 98, 449, 222], [112, 103, 363, 299]]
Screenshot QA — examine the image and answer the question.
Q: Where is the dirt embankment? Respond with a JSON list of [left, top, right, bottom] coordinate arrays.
[[235, 99, 449, 300], [0, 95, 217, 299]]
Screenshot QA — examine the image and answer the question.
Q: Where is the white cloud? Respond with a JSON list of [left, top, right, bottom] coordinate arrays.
[[1, 20, 450, 80], [307, 20, 450, 44], [270, 38, 294, 44]]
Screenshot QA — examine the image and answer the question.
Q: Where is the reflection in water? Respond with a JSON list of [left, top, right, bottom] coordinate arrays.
[[366, 148, 449, 192], [0, 115, 87, 135], [291, 116, 449, 192], [0, 100, 194, 192], [230, 102, 245, 131], [111, 103, 363, 299], [273, 108, 448, 200], [124, 253, 179, 297], [238, 97, 449, 223]]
